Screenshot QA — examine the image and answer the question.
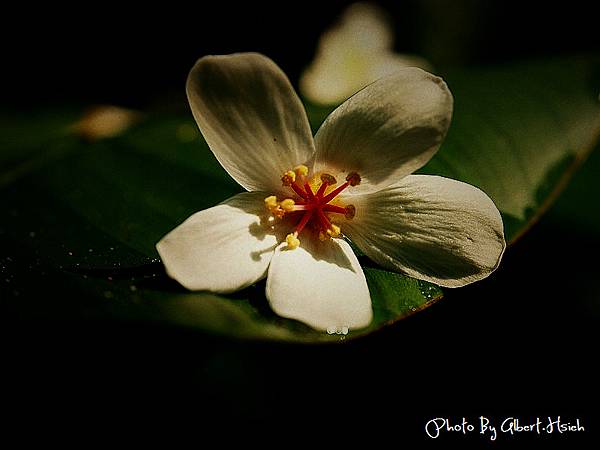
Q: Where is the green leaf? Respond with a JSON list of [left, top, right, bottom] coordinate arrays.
[[546, 139, 600, 234], [0, 108, 81, 188], [2, 56, 599, 342], [425, 57, 600, 243]]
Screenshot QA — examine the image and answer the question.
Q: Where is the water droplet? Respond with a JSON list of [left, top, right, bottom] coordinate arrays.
[[68, 251, 73, 256], [103, 291, 114, 299], [129, 285, 137, 292], [109, 247, 114, 251], [88, 248, 93, 253], [107, 276, 113, 281], [326, 326, 336, 335], [341, 326, 349, 335], [417, 280, 439, 301]]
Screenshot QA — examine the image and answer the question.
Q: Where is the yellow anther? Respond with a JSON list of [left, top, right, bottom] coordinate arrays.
[[265, 195, 285, 218], [286, 232, 300, 250], [327, 224, 341, 238], [281, 170, 296, 186], [294, 165, 309, 177], [280, 198, 295, 212], [264, 195, 278, 208], [318, 231, 328, 241]]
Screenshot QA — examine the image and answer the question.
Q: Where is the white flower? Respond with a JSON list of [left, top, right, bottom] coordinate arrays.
[[156, 52, 505, 332], [300, 2, 432, 105]]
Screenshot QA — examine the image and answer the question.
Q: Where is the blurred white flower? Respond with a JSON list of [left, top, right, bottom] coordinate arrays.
[[300, 2, 432, 105]]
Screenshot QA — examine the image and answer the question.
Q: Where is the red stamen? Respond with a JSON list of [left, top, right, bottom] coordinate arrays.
[[316, 181, 329, 198], [320, 181, 350, 204], [322, 204, 347, 214], [291, 181, 308, 199], [316, 209, 333, 231], [276, 168, 360, 246], [344, 205, 356, 220], [295, 210, 313, 234], [292, 204, 313, 211], [316, 174, 337, 199], [304, 182, 315, 200]]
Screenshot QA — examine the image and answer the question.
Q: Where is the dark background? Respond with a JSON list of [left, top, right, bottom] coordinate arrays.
[[4, 0, 599, 443], [4, 0, 600, 108]]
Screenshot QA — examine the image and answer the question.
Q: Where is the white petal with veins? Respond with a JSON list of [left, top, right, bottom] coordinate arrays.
[[313, 68, 453, 194], [266, 238, 372, 331], [342, 175, 505, 287], [156, 192, 281, 293], [187, 53, 315, 195]]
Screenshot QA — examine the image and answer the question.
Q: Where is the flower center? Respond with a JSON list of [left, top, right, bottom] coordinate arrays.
[[264, 165, 360, 249]]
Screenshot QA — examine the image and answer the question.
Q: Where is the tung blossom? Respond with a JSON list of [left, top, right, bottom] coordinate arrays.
[[156, 52, 505, 332], [300, 2, 432, 105]]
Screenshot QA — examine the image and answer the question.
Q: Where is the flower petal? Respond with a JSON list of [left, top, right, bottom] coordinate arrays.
[[266, 238, 372, 331], [187, 53, 315, 193], [156, 192, 282, 293], [342, 175, 505, 287], [313, 68, 453, 193]]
